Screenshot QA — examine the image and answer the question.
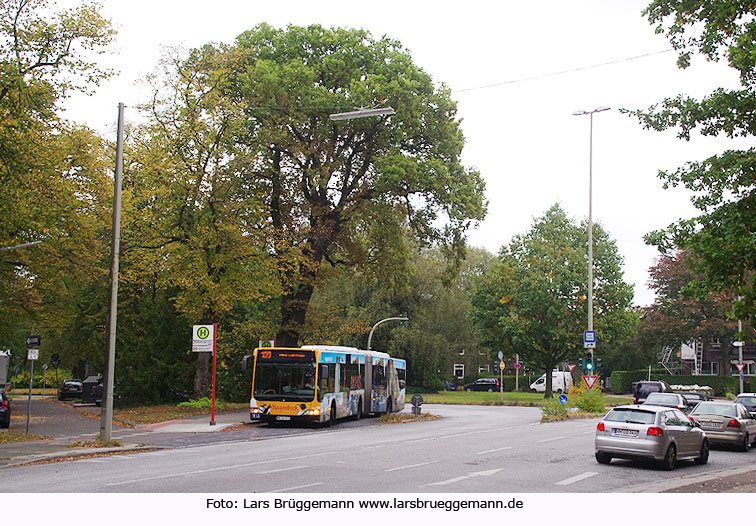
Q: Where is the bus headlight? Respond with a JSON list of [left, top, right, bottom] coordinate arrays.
[[251, 408, 262, 415], [303, 408, 320, 416]]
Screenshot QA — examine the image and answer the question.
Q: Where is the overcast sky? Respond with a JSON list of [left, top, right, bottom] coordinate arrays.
[[60, 0, 746, 307]]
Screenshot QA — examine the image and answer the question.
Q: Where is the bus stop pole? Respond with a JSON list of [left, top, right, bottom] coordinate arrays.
[[210, 323, 217, 425]]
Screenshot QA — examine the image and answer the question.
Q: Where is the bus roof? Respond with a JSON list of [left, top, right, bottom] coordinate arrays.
[[300, 345, 392, 359]]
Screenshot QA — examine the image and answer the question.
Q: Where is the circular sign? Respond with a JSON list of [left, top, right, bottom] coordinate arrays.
[[559, 394, 568, 404], [499, 362, 505, 370], [197, 327, 210, 339], [498, 351, 503, 360], [514, 363, 521, 369], [410, 394, 423, 407]]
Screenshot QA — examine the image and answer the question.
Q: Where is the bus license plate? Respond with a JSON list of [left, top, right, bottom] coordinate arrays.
[[276, 416, 291, 421]]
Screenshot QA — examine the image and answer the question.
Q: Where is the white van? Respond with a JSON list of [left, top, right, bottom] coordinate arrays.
[[529, 371, 573, 394]]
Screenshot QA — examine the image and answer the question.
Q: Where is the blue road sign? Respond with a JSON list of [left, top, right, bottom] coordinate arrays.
[[558, 394, 568, 405]]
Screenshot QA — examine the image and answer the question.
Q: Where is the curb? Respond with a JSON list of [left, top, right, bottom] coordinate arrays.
[[0, 444, 166, 469], [610, 463, 756, 493]]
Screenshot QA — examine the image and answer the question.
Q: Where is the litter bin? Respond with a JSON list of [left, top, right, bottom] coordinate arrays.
[[82, 375, 102, 404]]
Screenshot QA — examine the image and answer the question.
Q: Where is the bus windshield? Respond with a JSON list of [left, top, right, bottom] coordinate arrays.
[[253, 362, 316, 401]]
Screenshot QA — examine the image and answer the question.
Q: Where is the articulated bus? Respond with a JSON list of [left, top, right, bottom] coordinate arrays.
[[242, 345, 406, 426]]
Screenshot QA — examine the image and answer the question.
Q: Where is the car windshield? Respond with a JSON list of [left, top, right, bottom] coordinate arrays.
[[644, 393, 679, 404], [605, 408, 656, 424], [683, 393, 702, 400], [736, 396, 756, 405], [691, 402, 737, 417]]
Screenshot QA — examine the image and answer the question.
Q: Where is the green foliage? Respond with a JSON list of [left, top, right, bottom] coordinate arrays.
[[629, 1, 756, 321], [569, 385, 606, 414], [177, 397, 225, 410]]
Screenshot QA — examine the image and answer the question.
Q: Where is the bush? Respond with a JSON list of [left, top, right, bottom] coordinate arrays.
[[568, 383, 606, 414], [178, 397, 225, 410], [541, 398, 568, 420]]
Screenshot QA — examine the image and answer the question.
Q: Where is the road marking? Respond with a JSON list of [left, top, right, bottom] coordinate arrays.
[[556, 471, 598, 486], [363, 444, 384, 449], [582, 430, 597, 435], [105, 451, 338, 487], [477, 446, 512, 455], [538, 436, 565, 443], [384, 460, 438, 472], [257, 465, 307, 475], [267, 482, 323, 493], [425, 468, 503, 487], [81, 459, 107, 463]]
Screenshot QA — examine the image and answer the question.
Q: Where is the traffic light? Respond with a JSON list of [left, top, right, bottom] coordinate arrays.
[[584, 351, 594, 372], [595, 357, 603, 370], [578, 357, 585, 370]]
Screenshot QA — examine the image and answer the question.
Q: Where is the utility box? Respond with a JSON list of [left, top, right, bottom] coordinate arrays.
[[82, 375, 102, 404], [0, 350, 10, 392]]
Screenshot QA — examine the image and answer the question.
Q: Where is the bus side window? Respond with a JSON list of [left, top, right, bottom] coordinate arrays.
[[318, 365, 328, 401]]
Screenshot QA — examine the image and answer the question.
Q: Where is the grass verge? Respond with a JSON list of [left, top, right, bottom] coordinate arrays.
[[67, 437, 122, 448], [378, 412, 439, 424], [110, 402, 249, 426]]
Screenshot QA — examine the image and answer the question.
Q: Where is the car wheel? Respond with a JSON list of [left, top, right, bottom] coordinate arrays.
[[556, 389, 563, 394], [595, 451, 611, 464], [465, 388, 471, 392], [694, 439, 709, 465], [740, 433, 750, 452], [662, 444, 677, 471], [487, 388, 493, 392], [530, 389, 537, 393]]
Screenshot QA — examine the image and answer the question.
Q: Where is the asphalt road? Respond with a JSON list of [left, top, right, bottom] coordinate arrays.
[[3, 403, 755, 493]]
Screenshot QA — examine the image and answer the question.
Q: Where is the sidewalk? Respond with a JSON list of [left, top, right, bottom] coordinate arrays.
[[0, 407, 252, 469]]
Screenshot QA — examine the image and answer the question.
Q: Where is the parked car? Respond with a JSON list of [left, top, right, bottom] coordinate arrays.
[[0, 392, 10, 428], [689, 400, 756, 451], [464, 378, 501, 392], [642, 392, 690, 413], [632, 380, 672, 404], [734, 393, 756, 417], [595, 404, 708, 470], [677, 391, 710, 412], [57, 379, 83, 401]]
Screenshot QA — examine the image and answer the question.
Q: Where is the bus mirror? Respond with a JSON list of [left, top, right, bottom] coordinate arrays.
[[241, 355, 251, 372]]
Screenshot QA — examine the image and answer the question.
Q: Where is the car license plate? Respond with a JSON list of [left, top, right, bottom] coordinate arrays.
[[276, 416, 291, 421], [251, 413, 260, 419], [612, 428, 638, 437]]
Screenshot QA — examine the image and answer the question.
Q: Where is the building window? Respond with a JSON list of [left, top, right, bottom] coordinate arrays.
[[453, 364, 464, 378], [478, 364, 490, 373], [731, 363, 755, 376], [711, 336, 721, 345], [701, 362, 720, 375]]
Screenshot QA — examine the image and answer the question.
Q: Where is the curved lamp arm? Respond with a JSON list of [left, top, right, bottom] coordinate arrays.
[[367, 315, 408, 350]]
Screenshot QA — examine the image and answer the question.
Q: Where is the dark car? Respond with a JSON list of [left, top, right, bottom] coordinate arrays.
[[678, 391, 710, 412], [57, 379, 83, 401], [0, 392, 10, 428], [464, 378, 501, 392], [632, 380, 672, 404]]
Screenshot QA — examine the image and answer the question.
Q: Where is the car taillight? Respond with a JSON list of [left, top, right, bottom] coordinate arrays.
[[597, 422, 605, 431], [727, 419, 742, 428], [675, 406, 683, 411], [0, 401, 6, 408], [647, 427, 664, 436], [633, 396, 638, 404]]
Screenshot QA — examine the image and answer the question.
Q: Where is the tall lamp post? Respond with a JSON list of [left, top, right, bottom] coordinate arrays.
[[573, 106, 610, 372], [367, 315, 409, 350]]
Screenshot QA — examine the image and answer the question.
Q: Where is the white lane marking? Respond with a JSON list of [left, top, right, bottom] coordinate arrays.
[[477, 446, 512, 455], [538, 436, 565, 443], [257, 465, 307, 475], [555, 471, 598, 486], [81, 459, 107, 463], [425, 468, 503, 487], [105, 451, 338, 487], [267, 482, 323, 493], [363, 445, 384, 449], [582, 430, 597, 435], [384, 460, 438, 472]]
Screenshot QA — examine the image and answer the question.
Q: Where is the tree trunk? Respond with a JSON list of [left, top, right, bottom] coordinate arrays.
[[276, 260, 319, 348]]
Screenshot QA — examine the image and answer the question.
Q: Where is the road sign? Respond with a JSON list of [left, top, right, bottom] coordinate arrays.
[[558, 394, 568, 405], [27, 348, 39, 361], [736, 363, 746, 373], [734, 341, 745, 347], [583, 375, 599, 390], [499, 361, 505, 370], [192, 325, 214, 353], [25, 335, 40, 347], [514, 362, 521, 369], [583, 330, 596, 349], [567, 364, 576, 372], [497, 351, 503, 360], [258, 339, 275, 348]]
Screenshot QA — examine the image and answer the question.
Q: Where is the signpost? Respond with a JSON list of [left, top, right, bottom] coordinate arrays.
[[193, 324, 217, 425], [583, 375, 599, 390], [583, 330, 596, 349], [498, 351, 504, 403], [26, 348, 38, 433]]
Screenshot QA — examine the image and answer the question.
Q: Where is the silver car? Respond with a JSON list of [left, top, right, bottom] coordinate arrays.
[[689, 401, 756, 451], [595, 404, 708, 470]]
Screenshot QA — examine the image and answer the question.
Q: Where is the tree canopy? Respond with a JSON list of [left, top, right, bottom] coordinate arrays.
[[469, 204, 636, 397]]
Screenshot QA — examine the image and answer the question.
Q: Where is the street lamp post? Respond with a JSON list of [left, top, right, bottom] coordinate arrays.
[[367, 315, 409, 350], [573, 106, 610, 372], [329, 106, 395, 121]]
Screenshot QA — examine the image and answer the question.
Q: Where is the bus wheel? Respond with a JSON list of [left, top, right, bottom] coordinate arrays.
[[327, 402, 336, 427]]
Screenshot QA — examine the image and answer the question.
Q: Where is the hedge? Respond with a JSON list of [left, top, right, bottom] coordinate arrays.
[[453, 374, 536, 392], [609, 369, 749, 396]]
